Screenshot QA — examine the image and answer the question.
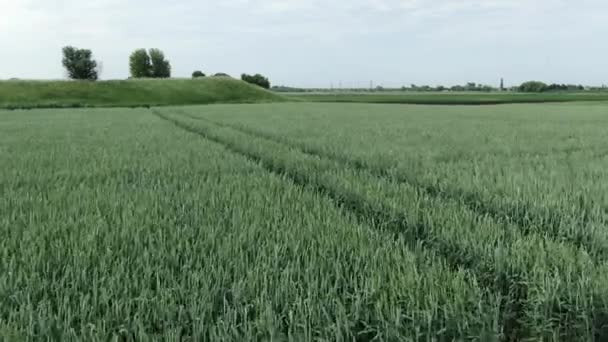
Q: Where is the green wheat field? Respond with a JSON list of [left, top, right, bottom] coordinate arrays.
[[2, 102, 608, 341]]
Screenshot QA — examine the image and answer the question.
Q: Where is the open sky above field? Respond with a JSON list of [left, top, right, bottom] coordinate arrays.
[[1, 0, 607, 87]]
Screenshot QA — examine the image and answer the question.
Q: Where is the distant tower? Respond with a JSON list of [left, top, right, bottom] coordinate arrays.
[[500, 78, 505, 91]]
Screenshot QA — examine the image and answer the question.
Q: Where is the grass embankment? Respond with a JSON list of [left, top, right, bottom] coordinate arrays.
[[0, 77, 284, 109], [288, 91, 608, 105]]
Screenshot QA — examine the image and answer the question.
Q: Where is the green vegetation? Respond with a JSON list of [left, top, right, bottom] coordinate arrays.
[[0, 78, 283, 109], [61, 46, 99, 81], [148, 49, 171, 78], [2, 102, 608, 340], [289, 91, 608, 105], [129, 48, 171, 78], [241, 73, 271, 89], [518, 81, 548, 93], [192, 70, 206, 78]]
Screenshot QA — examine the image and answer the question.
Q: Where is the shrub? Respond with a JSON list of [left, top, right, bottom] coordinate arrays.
[[192, 71, 206, 78], [213, 73, 231, 77], [241, 73, 270, 89]]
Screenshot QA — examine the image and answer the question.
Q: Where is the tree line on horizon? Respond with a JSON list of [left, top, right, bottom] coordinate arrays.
[[60, 46, 602, 93], [273, 82, 600, 93], [60, 46, 271, 89]]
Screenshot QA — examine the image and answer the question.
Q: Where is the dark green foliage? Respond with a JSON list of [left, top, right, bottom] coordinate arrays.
[[149, 48, 171, 78], [129, 49, 152, 78], [213, 73, 231, 77], [129, 49, 171, 78], [61, 46, 98, 80], [241, 73, 270, 89], [546, 84, 586, 91], [519, 81, 548, 92], [192, 70, 205, 78]]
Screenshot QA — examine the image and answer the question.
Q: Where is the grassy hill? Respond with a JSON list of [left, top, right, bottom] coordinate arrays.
[[0, 77, 284, 109], [289, 91, 608, 105]]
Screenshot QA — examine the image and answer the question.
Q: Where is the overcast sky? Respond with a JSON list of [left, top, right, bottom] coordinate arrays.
[[1, 0, 607, 87]]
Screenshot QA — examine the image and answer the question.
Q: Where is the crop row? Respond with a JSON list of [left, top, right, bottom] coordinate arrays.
[[183, 102, 608, 240], [157, 108, 608, 340], [180, 110, 608, 263], [1, 109, 496, 340]]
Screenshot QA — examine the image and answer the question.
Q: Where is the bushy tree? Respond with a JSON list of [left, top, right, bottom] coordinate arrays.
[[149, 49, 171, 78], [519, 81, 548, 93], [129, 49, 152, 78], [213, 73, 231, 77], [62, 46, 98, 80], [241, 73, 270, 89], [465, 82, 477, 91], [192, 70, 205, 78], [129, 49, 171, 78]]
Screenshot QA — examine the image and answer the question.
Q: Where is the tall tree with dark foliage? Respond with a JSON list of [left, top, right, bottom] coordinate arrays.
[[62, 46, 99, 80]]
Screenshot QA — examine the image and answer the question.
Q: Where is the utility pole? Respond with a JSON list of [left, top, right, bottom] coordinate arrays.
[[500, 78, 504, 91]]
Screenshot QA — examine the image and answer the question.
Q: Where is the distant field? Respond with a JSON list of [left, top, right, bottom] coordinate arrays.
[[0, 78, 283, 109], [2, 102, 608, 340], [289, 91, 608, 104]]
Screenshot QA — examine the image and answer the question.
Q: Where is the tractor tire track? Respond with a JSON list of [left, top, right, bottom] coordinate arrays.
[[154, 109, 608, 340], [175, 110, 608, 263]]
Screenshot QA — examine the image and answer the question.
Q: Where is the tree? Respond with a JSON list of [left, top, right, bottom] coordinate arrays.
[[213, 73, 230, 77], [465, 82, 477, 91], [129, 49, 152, 78], [62, 46, 98, 80], [129, 48, 171, 78], [192, 70, 205, 78], [149, 48, 171, 78], [241, 73, 270, 89], [519, 81, 548, 93]]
